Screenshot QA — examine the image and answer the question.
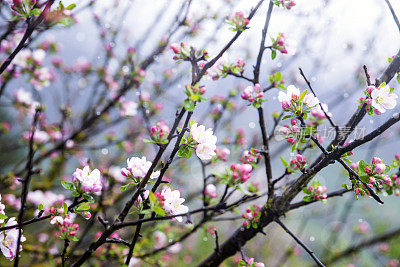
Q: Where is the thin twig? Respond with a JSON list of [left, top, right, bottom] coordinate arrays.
[[275, 218, 325, 267], [14, 109, 41, 266], [384, 0, 400, 33]]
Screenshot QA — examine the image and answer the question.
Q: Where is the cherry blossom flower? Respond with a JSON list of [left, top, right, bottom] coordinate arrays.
[[371, 85, 398, 113], [72, 166, 102, 193], [205, 184, 218, 198], [120, 100, 138, 117], [278, 85, 300, 108], [303, 93, 320, 107], [161, 187, 189, 222], [13, 88, 33, 106], [122, 156, 160, 179], [311, 103, 331, 119], [190, 123, 217, 161], [0, 217, 26, 261]]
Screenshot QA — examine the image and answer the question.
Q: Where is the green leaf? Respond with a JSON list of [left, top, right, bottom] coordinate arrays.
[[271, 50, 277, 60], [61, 181, 75, 191], [299, 90, 307, 102], [63, 202, 68, 215], [282, 114, 292, 120], [397, 75, 400, 85], [358, 160, 368, 173], [83, 194, 95, 203], [358, 175, 369, 183], [275, 71, 282, 81], [184, 99, 195, 111], [70, 235, 79, 241], [66, 4, 76, 10], [31, 8, 41, 15], [280, 156, 288, 168], [72, 192, 80, 197], [0, 213, 7, 219], [153, 206, 166, 216], [384, 165, 391, 174], [312, 180, 320, 187], [291, 142, 298, 152], [142, 138, 155, 144], [149, 191, 156, 204], [76, 202, 90, 211], [177, 145, 192, 158], [38, 204, 44, 210], [302, 196, 313, 202]]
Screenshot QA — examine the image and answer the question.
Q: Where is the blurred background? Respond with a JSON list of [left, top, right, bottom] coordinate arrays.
[[1, 0, 400, 266]]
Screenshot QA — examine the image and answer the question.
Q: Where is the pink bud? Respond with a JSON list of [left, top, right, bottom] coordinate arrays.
[[366, 86, 375, 94], [374, 163, 386, 174], [170, 43, 180, 54], [365, 166, 372, 173], [372, 157, 382, 164]]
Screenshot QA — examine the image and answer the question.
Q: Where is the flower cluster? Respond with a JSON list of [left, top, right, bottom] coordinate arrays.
[[349, 157, 400, 197], [120, 157, 160, 188], [278, 85, 320, 117], [144, 121, 170, 145], [231, 163, 253, 183], [239, 148, 262, 167], [69, 166, 102, 194], [0, 217, 26, 261], [209, 93, 237, 120], [49, 208, 79, 241], [217, 163, 253, 187], [360, 84, 398, 115], [281, 154, 307, 173], [275, 119, 314, 151], [268, 71, 285, 89], [170, 42, 208, 63], [184, 83, 207, 111], [206, 58, 246, 81], [206, 225, 217, 238], [241, 84, 265, 108], [271, 33, 289, 59], [214, 147, 230, 162], [302, 180, 328, 202], [178, 122, 217, 161], [13, 48, 55, 90], [242, 204, 262, 229], [273, 0, 296, 9], [7, 0, 40, 19], [119, 98, 138, 117], [226, 12, 249, 32]]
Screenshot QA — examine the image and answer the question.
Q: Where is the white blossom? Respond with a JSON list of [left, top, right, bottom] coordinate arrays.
[[371, 85, 398, 113], [161, 188, 189, 222]]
